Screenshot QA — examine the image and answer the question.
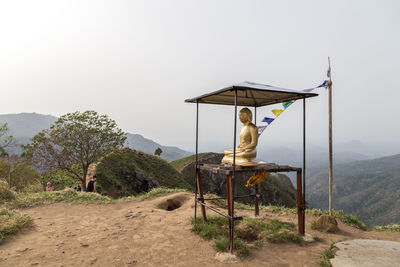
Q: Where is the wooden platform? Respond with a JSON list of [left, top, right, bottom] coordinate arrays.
[[198, 163, 301, 175]]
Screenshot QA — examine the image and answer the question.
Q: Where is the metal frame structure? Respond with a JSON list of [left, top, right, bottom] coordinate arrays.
[[185, 82, 318, 252]]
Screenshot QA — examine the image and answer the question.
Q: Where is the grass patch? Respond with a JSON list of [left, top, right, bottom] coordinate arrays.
[[371, 224, 400, 232], [319, 244, 335, 267], [191, 216, 302, 259], [2, 187, 186, 209], [263, 219, 302, 243], [0, 209, 33, 244], [313, 236, 323, 242], [2, 189, 120, 209], [208, 196, 367, 231]]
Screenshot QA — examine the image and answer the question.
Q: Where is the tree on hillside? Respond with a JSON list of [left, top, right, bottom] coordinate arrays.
[[154, 147, 162, 156], [0, 155, 41, 191], [0, 123, 15, 157], [24, 111, 126, 191]]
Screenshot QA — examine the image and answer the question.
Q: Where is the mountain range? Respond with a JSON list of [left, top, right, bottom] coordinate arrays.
[[307, 154, 400, 227], [0, 113, 192, 161]]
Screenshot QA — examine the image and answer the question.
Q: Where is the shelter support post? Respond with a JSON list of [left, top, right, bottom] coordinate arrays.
[[196, 168, 207, 222], [194, 100, 199, 221], [302, 97, 306, 233], [227, 174, 234, 252], [297, 169, 305, 235], [254, 183, 260, 216]]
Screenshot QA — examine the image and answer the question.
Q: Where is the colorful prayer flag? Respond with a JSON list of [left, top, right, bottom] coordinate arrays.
[[282, 101, 294, 109], [272, 109, 284, 117], [261, 117, 274, 124], [257, 126, 267, 137], [317, 80, 328, 88]]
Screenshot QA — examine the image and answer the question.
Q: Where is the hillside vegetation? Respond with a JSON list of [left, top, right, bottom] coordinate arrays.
[[95, 148, 193, 197], [174, 153, 297, 207], [308, 154, 400, 227]]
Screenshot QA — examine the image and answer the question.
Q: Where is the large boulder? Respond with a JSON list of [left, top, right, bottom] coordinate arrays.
[[315, 215, 339, 232]]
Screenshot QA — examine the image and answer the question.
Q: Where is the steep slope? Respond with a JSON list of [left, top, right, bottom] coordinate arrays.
[[95, 148, 193, 197], [173, 153, 297, 207], [307, 154, 400, 227]]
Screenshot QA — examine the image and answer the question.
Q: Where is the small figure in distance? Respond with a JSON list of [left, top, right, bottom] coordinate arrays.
[[74, 184, 81, 192], [46, 182, 55, 192], [86, 175, 97, 193]]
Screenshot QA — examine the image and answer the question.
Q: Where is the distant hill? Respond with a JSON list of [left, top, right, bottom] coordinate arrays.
[[307, 154, 400, 227], [0, 113, 192, 161], [172, 153, 298, 207], [125, 133, 192, 162]]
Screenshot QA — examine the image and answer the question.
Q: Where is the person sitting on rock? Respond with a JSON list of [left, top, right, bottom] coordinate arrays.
[[46, 182, 54, 192]]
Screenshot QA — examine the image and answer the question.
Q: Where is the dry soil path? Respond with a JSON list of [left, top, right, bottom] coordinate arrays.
[[0, 192, 399, 267]]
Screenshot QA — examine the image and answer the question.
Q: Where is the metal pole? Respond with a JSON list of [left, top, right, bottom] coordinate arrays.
[[254, 106, 257, 126], [254, 106, 259, 217], [194, 100, 199, 221], [302, 97, 306, 233], [328, 57, 333, 216], [297, 169, 304, 235], [230, 89, 238, 253]]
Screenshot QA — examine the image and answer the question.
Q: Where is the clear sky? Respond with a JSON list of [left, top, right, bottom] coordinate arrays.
[[1, 0, 399, 153]]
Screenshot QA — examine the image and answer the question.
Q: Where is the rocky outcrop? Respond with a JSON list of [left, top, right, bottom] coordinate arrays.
[[315, 215, 339, 232]]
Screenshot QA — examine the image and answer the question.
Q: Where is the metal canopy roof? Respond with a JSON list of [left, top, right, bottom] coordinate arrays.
[[185, 81, 318, 107]]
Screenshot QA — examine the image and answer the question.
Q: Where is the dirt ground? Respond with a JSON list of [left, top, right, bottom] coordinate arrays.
[[0, 192, 399, 267]]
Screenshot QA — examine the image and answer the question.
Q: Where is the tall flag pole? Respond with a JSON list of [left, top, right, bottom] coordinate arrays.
[[327, 57, 333, 216]]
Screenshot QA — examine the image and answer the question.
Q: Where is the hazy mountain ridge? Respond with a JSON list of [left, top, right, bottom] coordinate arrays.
[[307, 154, 400, 227], [0, 113, 192, 161]]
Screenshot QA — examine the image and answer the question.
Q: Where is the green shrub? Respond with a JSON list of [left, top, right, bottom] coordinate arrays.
[[214, 236, 230, 252], [0, 209, 33, 244], [191, 216, 228, 240], [371, 224, 400, 232], [333, 210, 366, 231], [235, 238, 250, 259], [41, 167, 81, 191], [263, 219, 302, 243], [0, 179, 15, 202], [319, 244, 335, 267]]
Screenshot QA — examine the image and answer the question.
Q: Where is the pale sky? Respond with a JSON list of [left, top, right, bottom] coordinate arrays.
[[1, 0, 399, 154]]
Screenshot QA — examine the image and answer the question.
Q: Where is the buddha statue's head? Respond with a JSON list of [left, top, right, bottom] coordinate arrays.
[[239, 108, 252, 124]]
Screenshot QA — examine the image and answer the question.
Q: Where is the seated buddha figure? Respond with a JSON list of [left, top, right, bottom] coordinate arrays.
[[221, 107, 258, 167]]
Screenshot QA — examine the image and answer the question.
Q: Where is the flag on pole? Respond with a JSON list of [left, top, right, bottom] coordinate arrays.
[[272, 109, 284, 117], [257, 126, 267, 137], [282, 101, 294, 109], [261, 117, 274, 124]]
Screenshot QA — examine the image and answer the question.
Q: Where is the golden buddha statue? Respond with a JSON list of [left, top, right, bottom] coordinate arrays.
[[221, 107, 258, 167]]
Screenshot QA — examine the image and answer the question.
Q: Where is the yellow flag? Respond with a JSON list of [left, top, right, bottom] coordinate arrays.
[[245, 172, 269, 187], [272, 109, 284, 117]]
